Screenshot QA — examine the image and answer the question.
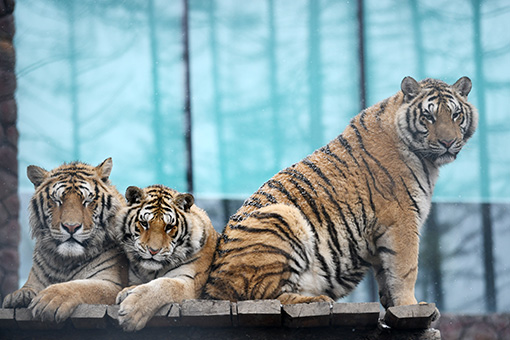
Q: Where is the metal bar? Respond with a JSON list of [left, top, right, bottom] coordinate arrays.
[[182, 0, 193, 193], [357, 0, 377, 303], [472, 0, 496, 312], [148, 0, 164, 183], [357, 0, 366, 110], [67, 1, 80, 160]]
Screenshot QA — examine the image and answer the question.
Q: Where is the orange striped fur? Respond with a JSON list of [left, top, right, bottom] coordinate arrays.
[[203, 77, 477, 308], [115, 185, 219, 331]]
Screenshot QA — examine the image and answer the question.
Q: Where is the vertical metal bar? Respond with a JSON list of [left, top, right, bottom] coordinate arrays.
[[67, 1, 80, 160], [268, 0, 281, 169], [481, 203, 495, 311], [182, 0, 193, 193], [357, 0, 377, 303], [472, 0, 496, 312], [410, 0, 446, 307], [308, 0, 323, 147], [427, 203, 444, 310], [148, 0, 164, 184], [357, 0, 366, 110], [409, 0, 425, 79]]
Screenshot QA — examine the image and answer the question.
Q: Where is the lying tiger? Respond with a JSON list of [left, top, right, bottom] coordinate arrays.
[[203, 77, 477, 308], [2, 158, 128, 322], [115, 184, 219, 331]]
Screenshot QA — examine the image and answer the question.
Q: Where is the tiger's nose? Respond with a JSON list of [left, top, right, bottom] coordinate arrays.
[[148, 247, 161, 256], [62, 223, 82, 235], [439, 139, 455, 149]]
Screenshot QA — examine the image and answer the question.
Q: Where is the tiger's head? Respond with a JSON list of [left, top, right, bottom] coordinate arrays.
[[397, 76, 478, 166], [27, 158, 124, 260], [117, 185, 196, 273]]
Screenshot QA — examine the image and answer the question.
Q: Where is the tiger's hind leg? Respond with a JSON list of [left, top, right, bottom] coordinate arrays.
[[277, 292, 334, 304], [203, 204, 316, 301]]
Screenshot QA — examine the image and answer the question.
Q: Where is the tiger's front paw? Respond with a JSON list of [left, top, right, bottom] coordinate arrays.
[[29, 284, 80, 323], [115, 285, 137, 305], [2, 288, 37, 308], [118, 285, 160, 332]]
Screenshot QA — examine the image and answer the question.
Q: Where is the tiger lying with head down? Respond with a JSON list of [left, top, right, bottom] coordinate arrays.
[[203, 77, 477, 308], [2, 158, 128, 322], [115, 184, 219, 331]]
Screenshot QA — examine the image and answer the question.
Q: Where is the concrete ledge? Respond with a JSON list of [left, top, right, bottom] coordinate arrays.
[[0, 301, 440, 340]]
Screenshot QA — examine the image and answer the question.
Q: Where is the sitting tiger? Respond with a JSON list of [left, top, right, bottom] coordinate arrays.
[[203, 76, 477, 308], [115, 184, 219, 331], [2, 158, 128, 322]]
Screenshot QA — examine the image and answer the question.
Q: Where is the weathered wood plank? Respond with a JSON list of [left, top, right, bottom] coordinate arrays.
[[70, 304, 108, 329], [0, 308, 16, 329], [146, 303, 180, 327], [231, 302, 238, 327], [384, 303, 438, 330], [236, 300, 281, 327], [282, 302, 331, 328], [180, 299, 232, 327], [106, 305, 121, 328], [332, 302, 380, 328], [14, 308, 64, 330]]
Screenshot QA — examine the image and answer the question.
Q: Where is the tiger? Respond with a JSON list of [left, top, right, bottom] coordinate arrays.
[[115, 184, 219, 331], [2, 158, 128, 323], [202, 76, 477, 309]]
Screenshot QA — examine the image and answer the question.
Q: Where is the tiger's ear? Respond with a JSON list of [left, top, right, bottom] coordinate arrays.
[[401, 76, 421, 103], [96, 158, 113, 183], [174, 193, 194, 212], [452, 76, 472, 98], [125, 186, 144, 205], [27, 165, 48, 188]]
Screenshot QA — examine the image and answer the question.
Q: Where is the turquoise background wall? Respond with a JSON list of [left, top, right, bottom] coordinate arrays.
[[15, 0, 510, 202]]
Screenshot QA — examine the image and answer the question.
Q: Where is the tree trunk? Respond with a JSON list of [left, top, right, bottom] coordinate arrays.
[[0, 0, 19, 302]]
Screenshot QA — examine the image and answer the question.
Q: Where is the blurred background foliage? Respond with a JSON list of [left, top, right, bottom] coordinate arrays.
[[14, 0, 510, 313]]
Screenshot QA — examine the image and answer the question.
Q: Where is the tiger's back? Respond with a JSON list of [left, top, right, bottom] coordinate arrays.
[[203, 77, 477, 307]]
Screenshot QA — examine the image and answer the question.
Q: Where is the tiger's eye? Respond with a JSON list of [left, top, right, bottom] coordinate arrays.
[[421, 114, 434, 123]]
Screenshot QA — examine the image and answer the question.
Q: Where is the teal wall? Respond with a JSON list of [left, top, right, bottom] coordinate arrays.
[[15, 0, 510, 202]]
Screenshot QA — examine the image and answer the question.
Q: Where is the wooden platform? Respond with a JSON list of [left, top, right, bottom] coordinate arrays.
[[0, 301, 440, 339]]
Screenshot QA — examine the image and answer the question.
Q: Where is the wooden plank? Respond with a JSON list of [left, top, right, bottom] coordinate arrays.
[[0, 308, 17, 329], [231, 302, 238, 327], [146, 303, 180, 328], [384, 303, 438, 330], [236, 300, 281, 327], [105, 305, 121, 328], [282, 302, 331, 328], [14, 308, 64, 330], [332, 302, 380, 328], [180, 299, 232, 327], [70, 304, 108, 329]]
